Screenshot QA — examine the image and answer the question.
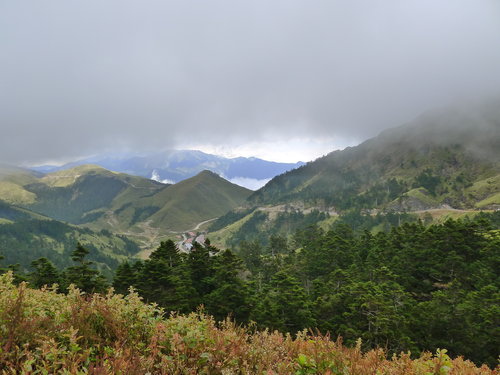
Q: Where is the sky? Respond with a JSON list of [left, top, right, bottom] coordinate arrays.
[[1, 0, 500, 165]]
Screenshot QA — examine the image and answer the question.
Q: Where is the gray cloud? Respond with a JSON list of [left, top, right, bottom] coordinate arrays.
[[1, 0, 500, 164]]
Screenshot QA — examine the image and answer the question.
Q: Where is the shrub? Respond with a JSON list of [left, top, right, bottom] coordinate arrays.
[[0, 273, 496, 374]]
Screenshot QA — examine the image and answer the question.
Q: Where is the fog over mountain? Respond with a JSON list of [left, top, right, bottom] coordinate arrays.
[[1, 1, 500, 164]]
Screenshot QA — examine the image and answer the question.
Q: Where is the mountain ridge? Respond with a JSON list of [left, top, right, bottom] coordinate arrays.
[[31, 150, 305, 189], [248, 101, 500, 211], [0, 166, 251, 251], [206, 101, 500, 247]]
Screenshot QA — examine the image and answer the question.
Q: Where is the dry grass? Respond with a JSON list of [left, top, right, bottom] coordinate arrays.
[[0, 273, 496, 375]]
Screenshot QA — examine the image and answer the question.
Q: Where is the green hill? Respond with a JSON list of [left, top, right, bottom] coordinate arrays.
[[0, 165, 251, 251], [0, 165, 41, 205], [21, 165, 166, 224], [248, 101, 500, 211], [208, 101, 500, 247], [110, 170, 252, 232]]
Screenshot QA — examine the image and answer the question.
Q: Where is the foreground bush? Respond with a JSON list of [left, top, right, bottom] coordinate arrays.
[[0, 273, 495, 374]]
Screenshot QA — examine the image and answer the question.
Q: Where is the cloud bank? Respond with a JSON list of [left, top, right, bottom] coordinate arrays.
[[1, 0, 500, 164]]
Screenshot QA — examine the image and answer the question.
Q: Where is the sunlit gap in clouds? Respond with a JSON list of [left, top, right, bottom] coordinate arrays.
[[180, 137, 358, 164]]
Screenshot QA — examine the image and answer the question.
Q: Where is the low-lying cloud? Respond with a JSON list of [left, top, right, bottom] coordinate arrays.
[[150, 170, 175, 185], [228, 177, 271, 191]]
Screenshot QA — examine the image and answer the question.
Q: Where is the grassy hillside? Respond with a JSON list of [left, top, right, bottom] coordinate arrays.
[[248, 101, 500, 211], [0, 273, 494, 374], [22, 165, 166, 224], [144, 170, 251, 231], [0, 166, 252, 251], [207, 101, 500, 246], [0, 165, 41, 205]]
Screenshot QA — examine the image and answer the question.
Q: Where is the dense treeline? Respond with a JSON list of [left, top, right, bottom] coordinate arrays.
[[2, 214, 498, 367], [1, 242, 108, 293], [112, 215, 499, 367], [113, 240, 251, 323]]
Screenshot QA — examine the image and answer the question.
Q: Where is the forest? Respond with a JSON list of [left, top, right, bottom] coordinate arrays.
[[2, 212, 499, 368]]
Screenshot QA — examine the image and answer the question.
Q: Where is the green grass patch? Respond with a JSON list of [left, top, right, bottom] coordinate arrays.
[[209, 210, 258, 248], [0, 181, 37, 204], [404, 187, 440, 206], [476, 192, 500, 208]]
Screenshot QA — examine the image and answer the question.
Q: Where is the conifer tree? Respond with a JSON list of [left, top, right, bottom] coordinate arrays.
[[187, 242, 216, 302], [205, 249, 251, 322], [112, 261, 137, 295], [254, 270, 315, 333], [64, 242, 108, 293], [133, 240, 197, 313], [29, 257, 61, 289]]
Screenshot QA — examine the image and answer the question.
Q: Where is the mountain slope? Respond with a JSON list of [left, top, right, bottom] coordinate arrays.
[[0, 165, 251, 247], [0, 200, 50, 224], [248, 100, 500, 211], [21, 165, 166, 224], [113, 170, 252, 232], [0, 201, 140, 276], [204, 100, 500, 247], [0, 165, 42, 205]]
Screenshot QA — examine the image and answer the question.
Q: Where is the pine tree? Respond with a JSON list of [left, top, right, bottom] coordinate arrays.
[[150, 240, 182, 267], [64, 242, 108, 294], [112, 261, 137, 295], [205, 249, 251, 322], [255, 270, 315, 333], [186, 242, 216, 302], [133, 240, 196, 313], [29, 257, 61, 289]]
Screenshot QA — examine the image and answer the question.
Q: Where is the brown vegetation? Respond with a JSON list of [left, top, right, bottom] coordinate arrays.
[[0, 273, 496, 374]]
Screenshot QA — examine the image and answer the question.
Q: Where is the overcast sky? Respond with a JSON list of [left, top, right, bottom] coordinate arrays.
[[1, 0, 500, 164]]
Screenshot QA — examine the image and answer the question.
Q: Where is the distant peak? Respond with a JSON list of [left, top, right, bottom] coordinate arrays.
[[59, 164, 109, 174], [74, 163, 105, 170], [198, 170, 220, 177]]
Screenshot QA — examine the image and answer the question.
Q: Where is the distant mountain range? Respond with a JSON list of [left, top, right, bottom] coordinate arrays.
[[32, 150, 305, 190]]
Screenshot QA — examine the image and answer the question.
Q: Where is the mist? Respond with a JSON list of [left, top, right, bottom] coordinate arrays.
[[1, 0, 500, 164]]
